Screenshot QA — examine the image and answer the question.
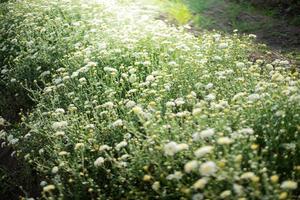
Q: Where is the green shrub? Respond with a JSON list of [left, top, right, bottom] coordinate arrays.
[[166, 0, 192, 25], [1, 0, 299, 199]]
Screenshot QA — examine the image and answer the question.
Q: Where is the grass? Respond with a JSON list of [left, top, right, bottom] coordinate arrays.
[[0, 0, 300, 199], [184, 0, 272, 32]]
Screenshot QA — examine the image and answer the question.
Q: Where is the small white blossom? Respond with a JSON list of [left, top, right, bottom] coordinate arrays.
[[241, 172, 255, 179], [43, 185, 55, 192], [205, 93, 216, 101], [94, 157, 105, 167], [193, 178, 208, 189], [115, 141, 127, 151], [166, 171, 183, 180], [184, 160, 198, 173], [236, 62, 245, 68], [194, 146, 214, 157], [193, 128, 215, 141], [220, 190, 231, 199], [52, 121, 68, 130], [51, 166, 59, 174], [217, 137, 233, 145], [152, 181, 160, 191], [112, 119, 123, 127], [99, 145, 112, 151], [199, 161, 217, 176], [218, 43, 228, 49], [281, 180, 298, 190]]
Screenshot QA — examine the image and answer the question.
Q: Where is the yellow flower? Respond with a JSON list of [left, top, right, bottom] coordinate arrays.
[[43, 185, 55, 192], [251, 144, 259, 150], [251, 176, 260, 183], [279, 192, 288, 199], [270, 175, 279, 183], [143, 175, 151, 182], [193, 178, 208, 189]]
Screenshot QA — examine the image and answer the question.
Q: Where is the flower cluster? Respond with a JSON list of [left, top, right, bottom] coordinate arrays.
[[1, 0, 299, 199]]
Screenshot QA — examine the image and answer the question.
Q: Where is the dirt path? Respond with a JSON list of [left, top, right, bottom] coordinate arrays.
[[184, 0, 300, 58]]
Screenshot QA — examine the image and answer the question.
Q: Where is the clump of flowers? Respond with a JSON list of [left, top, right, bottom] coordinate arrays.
[[1, 0, 299, 199]]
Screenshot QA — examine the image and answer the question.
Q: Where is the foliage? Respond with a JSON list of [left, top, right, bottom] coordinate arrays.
[[0, 0, 300, 199], [167, 0, 192, 25]]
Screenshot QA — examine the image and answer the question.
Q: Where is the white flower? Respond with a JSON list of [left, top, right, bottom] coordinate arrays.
[[174, 98, 185, 106], [168, 61, 178, 66], [281, 180, 298, 190], [233, 184, 243, 195], [194, 146, 214, 157], [71, 71, 79, 78], [40, 71, 50, 77], [193, 128, 215, 141], [279, 60, 289, 65], [152, 181, 160, 191], [52, 121, 68, 130], [1, 69, 8, 74], [192, 193, 204, 200], [164, 141, 188, 156], [94, 157, 105, 167], [192, 108, 202, 116], [271, 72, 284, 82], [51, 166, 59, 174], [217, 137, 233, 145], [0, 117, 5, 126], [54, 131, 65, 137], [115, 141, 127, 151], [166, 171, 183, 180], [102, 101, 114, 109], [177, 143, 189, 151], [241, 172, 255, 179], [58, 151, 68, 156], [86, 61, 98, 67], [79, 77, 87, 83], [125, 100, 136, 108], [184, 160, 198, 173], [247, 93, 260, 102], [146, 75, 155, 82], [199, 161, 217, 176], [218, 43, 228, 49], [193, 178, 208, 189], [265, 64, 273, 70], [236, 62, 245, 68], [99, 145, 112, 151], [132, 106, 143, 114], [85, 124, 95, 130], [104, 67, 117, 73], [55, 108, 65, 114], [164, 141, 179, 156], [38, 148, 44, 154], [220, 190, 231, 199], [40, 181, 47, 187], [112, 119, 123, 127], [129, 74, 137, 83], [205, 83, 214, 90], [74, 143, 84, 150], [43, 185, 55, 192], [205, 93, 216, 101], [238, 128, 254, 135], [166, 101, 175, 107]]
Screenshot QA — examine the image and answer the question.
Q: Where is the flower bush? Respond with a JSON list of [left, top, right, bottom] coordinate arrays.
[[1, 0, 300, 199]]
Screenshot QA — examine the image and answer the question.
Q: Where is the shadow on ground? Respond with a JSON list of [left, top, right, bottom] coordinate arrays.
[[173, 0, 300, 59]]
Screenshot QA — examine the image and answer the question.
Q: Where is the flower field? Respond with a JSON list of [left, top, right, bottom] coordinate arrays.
[[0, 0, 300, 199]]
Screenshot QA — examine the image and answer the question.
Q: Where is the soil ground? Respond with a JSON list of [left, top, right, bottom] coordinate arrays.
[[181, 0, 300, 62]]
